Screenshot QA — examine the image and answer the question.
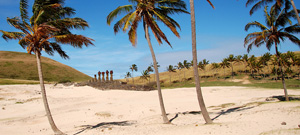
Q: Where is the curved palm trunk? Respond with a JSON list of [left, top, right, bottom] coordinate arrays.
[[189, 0, 213, 124], [35, 51, 65, 135], [145, 24, 170, 124], [290, 0, 300, 25], [274, 44, 289, 101]]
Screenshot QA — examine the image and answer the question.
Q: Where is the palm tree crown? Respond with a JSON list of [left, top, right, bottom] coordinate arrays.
[[107, 0, 189, 46]]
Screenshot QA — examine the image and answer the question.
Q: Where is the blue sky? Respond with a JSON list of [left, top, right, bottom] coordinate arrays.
[[0, 0, 299, 79]]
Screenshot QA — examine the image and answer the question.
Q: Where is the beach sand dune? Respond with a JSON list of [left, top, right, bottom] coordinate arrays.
[[0, 85, 299, 135]]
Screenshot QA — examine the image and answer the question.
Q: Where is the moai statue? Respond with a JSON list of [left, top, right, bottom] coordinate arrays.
[[110, 70, 113, 81], [94, 74, 97, 82], [106, 70, 109, 82], [98, 71, 101, 82], [102, 72, 105, 81]]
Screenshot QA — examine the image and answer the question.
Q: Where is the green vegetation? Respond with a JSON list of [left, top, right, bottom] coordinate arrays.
[[0, 51, 92, 84], [119, 51, 300, 89]]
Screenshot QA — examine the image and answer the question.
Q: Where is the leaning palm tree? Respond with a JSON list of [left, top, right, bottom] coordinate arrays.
[[211, 62, 220, 79], [246, 0, 300, 25], [129, 64, 138, 84], [0, 0, 93, 134], [189, 0, 214, 124], [107, 0, 188, 124], [244, 4, 300, 101]]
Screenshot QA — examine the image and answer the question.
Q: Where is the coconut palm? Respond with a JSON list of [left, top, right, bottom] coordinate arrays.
[[125, 72, 131, 82], [211, 62, 220, 79], [242, 54, 249, 73], [226, 54, 236, 79], [259, 52, 272, 79], [166, 65, 176, 83], [189, 0, 214, 124], [248, 55, 258, 77], [220, 58, 230, 80], [183, 60, 191, 79], [140, 70, 150, 84], [246, 0, 300, 25], [147, 66, 154, 83], [244, 4, 300, 101], [107, 0, 188, 124], [0, 0, 93, 134], [175, 62, 184, 81], [129, 64, 138, 84]]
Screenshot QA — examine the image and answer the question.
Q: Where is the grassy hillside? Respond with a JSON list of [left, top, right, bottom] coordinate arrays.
[[120, 51, 300, 89], [0, 51, 92, 83]]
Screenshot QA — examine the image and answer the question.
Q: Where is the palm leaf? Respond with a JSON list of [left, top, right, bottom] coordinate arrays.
[[107, 5, 133, 25]]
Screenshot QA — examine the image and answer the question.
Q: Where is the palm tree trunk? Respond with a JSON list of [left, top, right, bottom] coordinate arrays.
[[35, 51, 65, 135], [290, 0, 300, 25], [274, 44, 289, 101], [189, 0, 213, 124], [144, 23, 170, 124], [231, 63, 234, 79], [132, 71, 134, 85]]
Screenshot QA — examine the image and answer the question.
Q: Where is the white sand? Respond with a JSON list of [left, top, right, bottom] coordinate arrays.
[[0, 84, 300, 135]]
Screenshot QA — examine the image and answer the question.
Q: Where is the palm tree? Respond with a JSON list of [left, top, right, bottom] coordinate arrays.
[[244, 5, 300, 101], [147, 66, 154, 83], [0, 1, 93, 134], [107, 0, 188, 124], [235, 55, 242, 74], [220, 58, 230, 80], [125, 72, 131, 82], [140, 70, 150, 84], [227, 54, 236, 79], [259, 52, 272, 79], [248, 55, 257, 77], [129, 64, 138, 84], [211, 62, 220, 79], [189, 0, 214, 124], [198, 59, 209, 77], [246, 0, 300, 25], [167, 65, 176, 83], [175, 62, 184, 81], [183, 60, 191, 79], [242, 54, 249, 73]]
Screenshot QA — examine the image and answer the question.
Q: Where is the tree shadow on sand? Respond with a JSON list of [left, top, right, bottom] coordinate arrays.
[[212, 106, 254, 121], [168, 105, 255, 123], [73, 120, 136, 135]]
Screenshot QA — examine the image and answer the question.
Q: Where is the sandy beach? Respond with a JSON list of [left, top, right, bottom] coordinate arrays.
[[0, 84, 300, 135]]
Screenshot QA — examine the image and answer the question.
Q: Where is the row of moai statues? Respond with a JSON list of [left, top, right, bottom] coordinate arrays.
[[92, 70, 113, 82]]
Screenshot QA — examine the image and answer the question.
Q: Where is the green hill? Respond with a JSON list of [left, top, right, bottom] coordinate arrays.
[[0, 51, 92, 83]]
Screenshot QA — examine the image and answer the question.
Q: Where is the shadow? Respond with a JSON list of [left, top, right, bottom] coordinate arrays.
[[73, 120, 136, 135], [271, 95, 300, 101], [169, 111, 201, 122], [212, 106, 254, 121]]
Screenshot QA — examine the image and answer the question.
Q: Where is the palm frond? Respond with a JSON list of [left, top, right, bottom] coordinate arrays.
[[245, 21, 268, 31], [20, 0, 29, 23], [55, 34, 94, 48], [107, 5, 133, 25], [0, 30, 25, 41]]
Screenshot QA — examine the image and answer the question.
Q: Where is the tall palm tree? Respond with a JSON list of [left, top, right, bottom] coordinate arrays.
[[167, 65, 176, 83], [246, 0, 300, 25], [129, 64, 138, 84], [244, 4, 300, 101], [147, 65, 154, 83], [189, 0, 214, 124], [0, 1, 93, 134], [107, 0, 188, 124]]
